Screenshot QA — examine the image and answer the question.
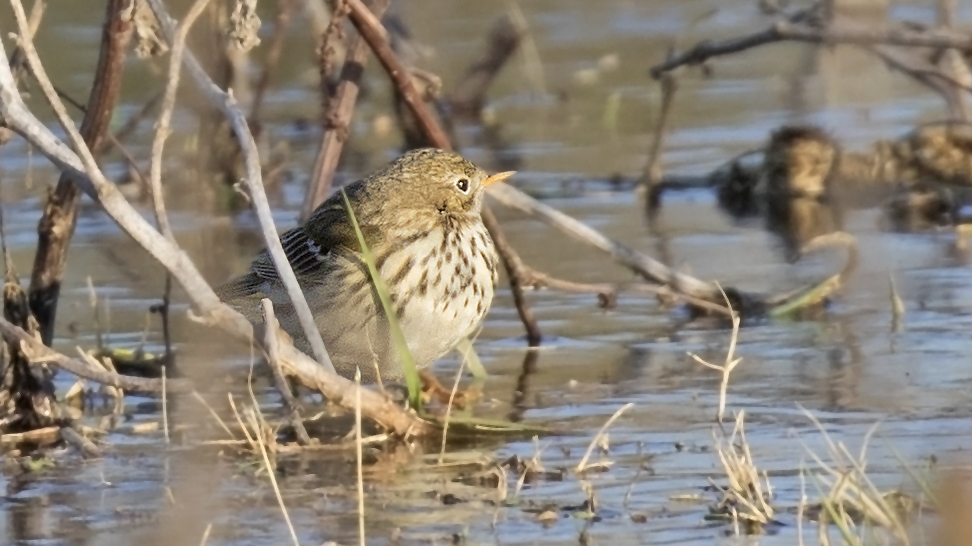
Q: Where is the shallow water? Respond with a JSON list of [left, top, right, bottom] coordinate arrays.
[[1, 0, 971, 544]]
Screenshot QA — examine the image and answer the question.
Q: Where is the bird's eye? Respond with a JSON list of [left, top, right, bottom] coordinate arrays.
[[455, 178, 470, 194]]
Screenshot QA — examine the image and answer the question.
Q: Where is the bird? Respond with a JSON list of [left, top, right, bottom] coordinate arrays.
[[217, 148, 514, 383]]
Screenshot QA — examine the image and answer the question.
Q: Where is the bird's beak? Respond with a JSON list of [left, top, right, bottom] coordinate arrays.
[[483, 171, 515, 186]]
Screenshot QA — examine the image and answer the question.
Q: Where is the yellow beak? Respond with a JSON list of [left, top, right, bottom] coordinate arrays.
[[483, 171, 515, 186]]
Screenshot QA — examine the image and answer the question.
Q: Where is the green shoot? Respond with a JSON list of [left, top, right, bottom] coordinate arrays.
[[341, 189, 422, 409]]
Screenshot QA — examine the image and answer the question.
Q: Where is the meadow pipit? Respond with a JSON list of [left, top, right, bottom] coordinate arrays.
[[218, 149, 514, 382]]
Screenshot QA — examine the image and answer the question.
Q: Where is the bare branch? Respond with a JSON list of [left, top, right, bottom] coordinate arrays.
[[346, 0, 451, 147], [149, 0, 212, 241], [650, 20, 972, 79], [486, 182, 727, 302], [261, 299, 312, 446], [144, 0, 334, 371]]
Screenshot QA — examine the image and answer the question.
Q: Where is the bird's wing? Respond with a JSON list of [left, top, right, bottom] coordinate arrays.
[[216, 185, 379, 300], [253, 187, 382, 283]]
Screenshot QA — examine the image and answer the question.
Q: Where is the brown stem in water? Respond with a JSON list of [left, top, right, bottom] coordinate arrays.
[[641, 73, 677, 215], [28, 0, 133, 346], [302, 0, 391, 219], [484, 208, 542, 345]]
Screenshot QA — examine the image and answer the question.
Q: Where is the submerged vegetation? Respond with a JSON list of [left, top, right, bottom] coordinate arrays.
[[0, 0, 970, 544]]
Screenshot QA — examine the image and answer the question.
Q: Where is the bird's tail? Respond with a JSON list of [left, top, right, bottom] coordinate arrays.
[[214, 272, 263, 301]]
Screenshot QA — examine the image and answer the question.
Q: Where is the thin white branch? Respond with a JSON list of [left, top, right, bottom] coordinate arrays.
[[149, 0, 213, 241], [144, 0, 334, 371]]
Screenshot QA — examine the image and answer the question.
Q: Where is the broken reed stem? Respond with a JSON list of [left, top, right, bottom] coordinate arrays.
[[576, 402, 634, 473], [687, 285, 741, 423], [262, 299, 312, 446]]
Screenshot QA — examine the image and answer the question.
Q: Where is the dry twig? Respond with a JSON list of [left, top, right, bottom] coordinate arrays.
[[261, 299, 312, 446], [302, 0, 392, 219]]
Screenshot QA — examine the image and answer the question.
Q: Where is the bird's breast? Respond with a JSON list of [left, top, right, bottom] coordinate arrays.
[[374, 222, 497, 360]]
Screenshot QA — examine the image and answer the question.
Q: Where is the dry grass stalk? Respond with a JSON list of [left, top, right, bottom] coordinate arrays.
[[576, 402, 633, 473], [355, 366, 365, 546], [226, 360, 300, 546], [192, 390, 236, 440], [687, 285, 742, 423], [710, 410, 774, 528], [437, 346, 472, 464], [161, 365, 169, 444], [797, 406, 913, 545]]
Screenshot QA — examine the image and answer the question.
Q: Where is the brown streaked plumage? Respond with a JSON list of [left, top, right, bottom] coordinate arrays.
[[218, 148, 513, 382]]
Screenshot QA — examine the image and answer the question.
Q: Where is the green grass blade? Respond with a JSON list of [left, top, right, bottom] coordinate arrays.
[[341, 189, 422, 409], [455, 336, 487, 380]]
